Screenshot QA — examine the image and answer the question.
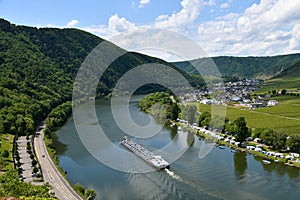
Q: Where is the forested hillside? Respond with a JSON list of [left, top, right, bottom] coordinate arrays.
[[0, 18, 203, 136], [173, 54, 300, 79], [0, 19, 102, 136]]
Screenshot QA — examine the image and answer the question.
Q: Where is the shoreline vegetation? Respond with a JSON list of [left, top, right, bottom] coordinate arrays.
[[139, 92, 300, 169]]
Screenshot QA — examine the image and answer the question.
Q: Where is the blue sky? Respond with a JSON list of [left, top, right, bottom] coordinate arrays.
[[1, 0, 300, 59]]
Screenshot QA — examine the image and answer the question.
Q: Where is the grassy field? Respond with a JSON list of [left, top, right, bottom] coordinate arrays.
[[0, 134, 14, 170], [198, 96, 300, 135]]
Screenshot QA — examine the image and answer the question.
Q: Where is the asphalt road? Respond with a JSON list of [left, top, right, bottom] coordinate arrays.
[[34, 126, 83, 200]]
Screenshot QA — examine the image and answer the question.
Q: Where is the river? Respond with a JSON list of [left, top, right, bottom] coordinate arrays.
[[54, 96, 300, 200]]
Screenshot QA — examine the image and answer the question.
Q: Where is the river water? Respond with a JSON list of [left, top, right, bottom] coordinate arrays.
[[55, 97, 300, 200]]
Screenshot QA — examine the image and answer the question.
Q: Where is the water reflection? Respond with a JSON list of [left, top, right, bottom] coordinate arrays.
[[253, 155, 299, 179], [234, 151, 247, 179], [187, 131, 195, 146]]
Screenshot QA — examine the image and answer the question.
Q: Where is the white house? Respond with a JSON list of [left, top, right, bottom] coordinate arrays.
[[268, 100, 279, 106]]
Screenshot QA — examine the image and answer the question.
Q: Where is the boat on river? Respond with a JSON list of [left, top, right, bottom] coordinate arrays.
[[120, 136, 170, 170], [262, 160, 271, 164]]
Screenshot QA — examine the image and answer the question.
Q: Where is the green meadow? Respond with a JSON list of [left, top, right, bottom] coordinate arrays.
[[0, 134, 14, 170], [197, 96, 300, 135]]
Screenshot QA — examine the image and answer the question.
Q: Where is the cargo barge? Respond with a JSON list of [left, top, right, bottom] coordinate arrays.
[[120, 136, 170, 169]]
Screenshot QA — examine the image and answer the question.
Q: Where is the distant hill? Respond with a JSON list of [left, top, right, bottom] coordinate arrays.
[[172, 54, 300, 79], [260, 61, 300, 92]]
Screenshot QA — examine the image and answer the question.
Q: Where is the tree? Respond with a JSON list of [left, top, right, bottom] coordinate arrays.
[[261, 129, 275, 146], [287, 135, 300, 153], [181, 104, 197, 124], [74, 183, 85, 195], [2, 150, 9, 158], [31, 159, 37, 166], [85, 189, 96, 200], [232, 117, 250, 142], [167, 103, 180, 120], [210, 115, 226, 132], [281, 89, 287, 95], [273, 131, 287, 150], [198, 111, 211, 127], [251, 128, 265, 139], [261, 129, 287, 150], [32, 166, 38, 174]]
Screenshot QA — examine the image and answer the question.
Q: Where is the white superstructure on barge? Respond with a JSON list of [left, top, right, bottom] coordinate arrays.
[[120, 136, 170, 169]]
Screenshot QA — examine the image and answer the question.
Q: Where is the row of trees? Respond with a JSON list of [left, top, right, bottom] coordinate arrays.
[[253, 128, 300, 152], [198, 111, 251, 142]]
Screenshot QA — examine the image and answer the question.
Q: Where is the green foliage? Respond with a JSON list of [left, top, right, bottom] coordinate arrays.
[[287, 135, 300, 153], [231, 117, 250, 142], [173, 54, 300, 78], [251, 128, 265, 139], [74, 183, 85, 196], [32, 166, 38, 174], [139, 92, 180, 122], [0, 170, 51, 197], [259, 62, 300, 92], [1, 149, 9, 158], [85, 189, 96, 200], [261, 129, 288, 150], [210, 115, 227, 132], [31, 159, 37, 167], [73, 183, 96, 200], [0, 156, 7, 170], [45, 102, 72, 130], [198, 111, 211, 127], [181, 104, 197, 124]]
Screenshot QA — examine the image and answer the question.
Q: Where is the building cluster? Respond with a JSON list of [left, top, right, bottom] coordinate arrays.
[[178, 79, 279, 109]]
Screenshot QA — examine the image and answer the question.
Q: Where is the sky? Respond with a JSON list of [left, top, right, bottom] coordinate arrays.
[[0, 0, 300, 60]]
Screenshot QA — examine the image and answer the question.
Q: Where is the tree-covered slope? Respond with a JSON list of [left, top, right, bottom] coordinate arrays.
[[0, 18, 203, 135], [260, 61, 300, 91], [173, 54, 300, 79]]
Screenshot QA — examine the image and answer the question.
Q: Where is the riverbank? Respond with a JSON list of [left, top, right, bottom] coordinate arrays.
[[176, 121, 300, 169]]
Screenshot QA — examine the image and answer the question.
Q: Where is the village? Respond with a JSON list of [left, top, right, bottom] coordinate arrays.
[[179, 78, 279, 109]]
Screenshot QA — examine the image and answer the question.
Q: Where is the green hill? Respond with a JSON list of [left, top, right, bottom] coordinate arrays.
[[173, 54, 300, 79], [0, 18, 203, 135], [260, 61, 300, 92]]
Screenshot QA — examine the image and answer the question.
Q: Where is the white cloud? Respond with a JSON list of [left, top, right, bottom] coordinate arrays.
[[220, 3, 229, 9], [66, 19, 79, 27], [62, 0, 300, 59], [108, 14, 137, 35], [155, 0, 204, 31], [196, 0, 300, 56], [139, 0, 151, 8], [203, 0, 216, 6]]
